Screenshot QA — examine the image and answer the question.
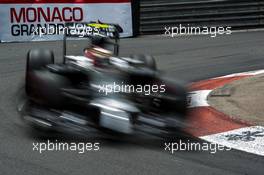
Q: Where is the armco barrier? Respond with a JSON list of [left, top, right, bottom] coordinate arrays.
[[140, 0, 264, 34]]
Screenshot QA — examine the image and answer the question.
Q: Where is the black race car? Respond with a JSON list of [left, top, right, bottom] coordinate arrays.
[[20, 22, 188, 138]]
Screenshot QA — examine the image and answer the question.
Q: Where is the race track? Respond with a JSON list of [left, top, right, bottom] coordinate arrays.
[[0, 31, 264, 175]]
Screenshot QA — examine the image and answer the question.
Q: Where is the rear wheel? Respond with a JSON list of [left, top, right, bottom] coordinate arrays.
[[159, 79, 188, 115]]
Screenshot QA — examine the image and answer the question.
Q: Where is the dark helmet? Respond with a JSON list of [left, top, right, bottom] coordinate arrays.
[[85, 36, 113, 60]]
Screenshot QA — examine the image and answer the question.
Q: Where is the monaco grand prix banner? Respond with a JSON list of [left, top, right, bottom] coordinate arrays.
[[0, 0, 133, 42]]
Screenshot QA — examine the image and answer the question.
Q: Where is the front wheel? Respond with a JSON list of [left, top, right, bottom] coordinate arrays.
[[26, 49, 54, 95], [26, 49, 54, 71]]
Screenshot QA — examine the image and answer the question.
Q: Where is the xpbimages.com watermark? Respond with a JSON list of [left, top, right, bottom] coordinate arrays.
[[92, 82, 166, 95], [165, 24, 232, 38], [32, 140, 100, 154], [30, 23, 101, 38], [164, 140, 232, 154]]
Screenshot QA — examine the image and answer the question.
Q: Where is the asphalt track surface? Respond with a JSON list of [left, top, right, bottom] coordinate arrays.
[[0, 31, 264, 175]]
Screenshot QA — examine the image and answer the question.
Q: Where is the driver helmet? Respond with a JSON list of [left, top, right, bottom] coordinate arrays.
[[84, 36, 113, 66]]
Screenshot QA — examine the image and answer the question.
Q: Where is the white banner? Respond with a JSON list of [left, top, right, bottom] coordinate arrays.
[[0, 1, 133, 42]]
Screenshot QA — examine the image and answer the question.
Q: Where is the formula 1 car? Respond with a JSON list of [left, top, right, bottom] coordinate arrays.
[[20, 22, 188, 138]]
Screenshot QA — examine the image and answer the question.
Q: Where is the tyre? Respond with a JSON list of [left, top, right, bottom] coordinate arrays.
[[26, 49, 54, 71], [157, 77, 188, 116], [26, 49, 54, 94], [26, 49, 71, 107], [130, 54, 157, 70], [27, 70, 71, 108]]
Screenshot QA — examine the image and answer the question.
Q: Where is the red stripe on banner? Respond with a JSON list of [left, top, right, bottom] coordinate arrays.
[[0, 0, 130, 4], [189, 75, 250, 91], [185, 107, 250, 137]]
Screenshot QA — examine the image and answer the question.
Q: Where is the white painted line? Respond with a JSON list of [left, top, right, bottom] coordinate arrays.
[[188, 90, 212, 108], [200, 126, 264, 156]]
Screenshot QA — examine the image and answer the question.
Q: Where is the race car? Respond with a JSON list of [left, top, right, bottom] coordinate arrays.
[[20, 22, 188, 138]]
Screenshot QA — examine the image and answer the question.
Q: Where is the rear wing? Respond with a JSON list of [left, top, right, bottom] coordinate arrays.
[[63, 21, 123, 63]]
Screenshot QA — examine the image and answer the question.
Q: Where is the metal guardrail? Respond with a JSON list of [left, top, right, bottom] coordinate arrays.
[[140, 0, 264, 34]]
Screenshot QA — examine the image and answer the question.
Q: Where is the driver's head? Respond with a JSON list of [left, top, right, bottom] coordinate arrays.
[[84, 36, 113, 66]]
